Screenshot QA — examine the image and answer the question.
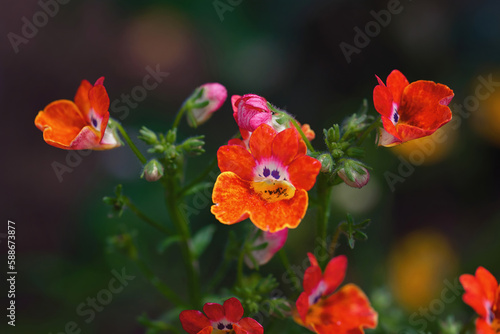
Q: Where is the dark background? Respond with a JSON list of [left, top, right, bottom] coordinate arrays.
[[2, 0, 500, 333]]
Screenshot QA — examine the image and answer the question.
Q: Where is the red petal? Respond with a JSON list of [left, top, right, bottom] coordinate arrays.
[[272, 127, 299, 166], [232, 95, 241, 115], [303, 265, 323, 295], [476, 267, 499, 307], [74, 80, 92, 117], [237, 318, 264, 334], [224, 297, 244, 323], [179, 310, 211, 334], [310, 284, 378, 333], [476, 318, 496, 334], [323, 255, 348, 296], [88, 82, 110, 139], [203, 302, 225, 321], [394, 123, 435, 143], [211, 172, 309, 232], [288, 155, 321, 191], [377, 127, 401, 147], [228, 138, 246, 147], [34, 100, 89, 149], [217, 145, 256, 181], [460, 273, 491, 319], [196, 328, 213, 334], [307, 253, 319, 267], [249, 124, 276, 161], [386, 70, 409, 105], [296, 292, 310, 323], [373, 85, 393, 119], [399, 80, 453, 131]]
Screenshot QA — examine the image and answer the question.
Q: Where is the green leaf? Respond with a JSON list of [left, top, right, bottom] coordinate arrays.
[[157, 236, 182, 254], [192, 225, 217, 258]]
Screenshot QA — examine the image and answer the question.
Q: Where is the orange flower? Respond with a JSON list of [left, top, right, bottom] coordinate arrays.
[[34, 77, 121, 150], [211, 124, 321, 232], [295, 253, 378, 334], [373, 69, 454, 147], [460, 267, 500, 334]]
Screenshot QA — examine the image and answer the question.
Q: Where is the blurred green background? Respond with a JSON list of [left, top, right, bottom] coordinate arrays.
[[2, 0, 500, 333]]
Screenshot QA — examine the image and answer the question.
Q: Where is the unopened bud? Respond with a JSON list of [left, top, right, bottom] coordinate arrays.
[[338, 160, 370, 188], [142, 159, 164, 182], [187, 83, 227, 127], [317, 154, 333, 173]]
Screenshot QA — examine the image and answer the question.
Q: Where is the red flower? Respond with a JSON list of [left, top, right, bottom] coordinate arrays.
[[179, 297, 263, 334], [232, 94, 273, 132], [373, 70, 454, 147], [295, 253, 378, 334], [35, 77, 121, 150], [211, 124, 321, 232], [460, 267, 500, 334]]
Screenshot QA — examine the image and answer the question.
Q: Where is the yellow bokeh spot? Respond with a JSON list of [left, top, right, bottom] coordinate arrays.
[[388, 229, 458, 311], [472, 84, 500, 147], [251, 179, 295, 203], [390, 125, 457, 165]]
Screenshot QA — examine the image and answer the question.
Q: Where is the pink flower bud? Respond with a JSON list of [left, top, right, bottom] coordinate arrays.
[[338, 165, 370, 188], [232, 94, 273, 132], [188, 83, 227, 127], [244, 228, 288, 268]]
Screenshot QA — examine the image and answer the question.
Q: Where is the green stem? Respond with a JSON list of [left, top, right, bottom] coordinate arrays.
[[316, 173, 333, 265], [111, 119, 147, 164], [289, 118, 316, 153], [278, 249, 302, 291], [357, 118, 382, 146], [163, 176, 201, 309], [172, 104, 189, 130], [328, 225, 342, 258], [178, 156, 218, 198], [134, 258, 188, 308], [124, 197, 173, 235]]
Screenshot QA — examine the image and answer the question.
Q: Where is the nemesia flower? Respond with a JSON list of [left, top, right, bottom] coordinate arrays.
[[373, 69, 454, 147], [34, 77, 121, 150], [187, 83, 227, 127], [295, 253, 378, 334], [460, 267, 500, 334], [179, 297, 263, 334], [244, 228, 288, 269], [211, 124, 321, 232]]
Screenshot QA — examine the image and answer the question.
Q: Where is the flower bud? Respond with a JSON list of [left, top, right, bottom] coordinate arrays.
[[338, 160, 370, 188], [142, 159, 164, 182], [317, 153, 333, 173], [244, 228, 288, 269], [232, 94, 273, 132], [187, 83, 227, 127]]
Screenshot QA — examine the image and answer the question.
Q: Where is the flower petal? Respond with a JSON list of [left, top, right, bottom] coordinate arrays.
[[460, 273, 491, 319], [308, 284, 378, 333], [34, 100, 89, 149], [203, 302, 225, 322], [287, 155, 321, 191], [476, 318, 496, 334], [323, 255, 348, 296], [196, 327, 213, 334], [386, 69, 409, 105], [88, 80, 110, 138], [74, 79, 93, 117], [296, 292, 310, 323], [249, 124, 276, 161], [373, 84, 394, 119], [377, 122, 401, 147], [237, 317, 264, 334], [475, 267, 498, 307], [399, 80, 453, 131], [272, 127, 299, 166], [179, 310, 211, 334], [211, 172, 309, 232], [224, 297, 244, 323], [217, 145, 256, 181]]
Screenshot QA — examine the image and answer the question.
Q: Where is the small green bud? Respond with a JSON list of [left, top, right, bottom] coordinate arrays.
[[138, 127, 158, 145], [166, 129, 177, 144], [317, 153, 333, 173], [337, 159, 369, 188], [142, 159, 164, 182]]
